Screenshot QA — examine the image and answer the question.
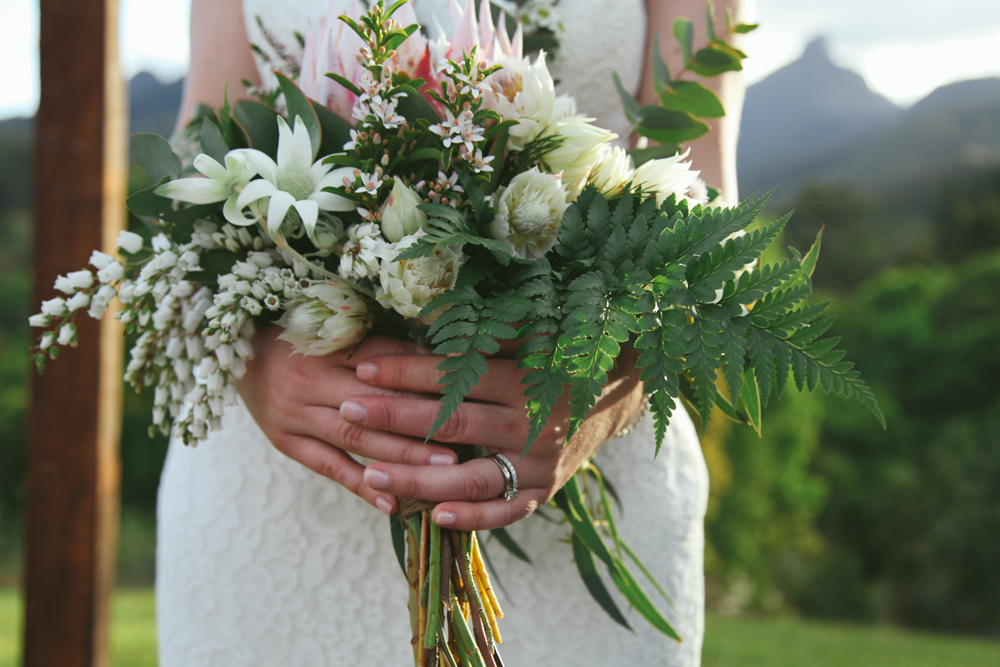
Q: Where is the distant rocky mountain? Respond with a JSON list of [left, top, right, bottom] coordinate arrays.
[[737, 37, 901, 192]]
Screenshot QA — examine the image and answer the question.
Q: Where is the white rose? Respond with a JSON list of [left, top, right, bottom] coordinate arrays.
[[489, 168, 568, 260]]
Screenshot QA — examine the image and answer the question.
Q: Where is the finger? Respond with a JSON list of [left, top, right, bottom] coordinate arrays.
[[430, 490, 549, 531], [362, 458, 516, 503], [340, 396, 527, 448], [273, 433, 398, 515], [295, 405, 459, 466], [334, 335, 433, 368], [354, 355, 528, 405], [283, 356, 435, 407]]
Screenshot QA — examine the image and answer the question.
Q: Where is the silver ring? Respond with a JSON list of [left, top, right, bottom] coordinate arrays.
[[486, 453, 518, 501]]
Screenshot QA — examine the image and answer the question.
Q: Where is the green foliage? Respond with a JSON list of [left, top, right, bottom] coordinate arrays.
[[130, 133, 181, 183]]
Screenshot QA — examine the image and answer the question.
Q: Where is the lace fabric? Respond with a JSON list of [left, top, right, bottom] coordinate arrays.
[[157, 2, 707, 664]]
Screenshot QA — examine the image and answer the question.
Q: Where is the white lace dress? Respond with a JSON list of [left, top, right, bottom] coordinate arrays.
[[156, 1, 709, 664]]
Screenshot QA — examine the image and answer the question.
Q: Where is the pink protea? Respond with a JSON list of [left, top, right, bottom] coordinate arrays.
[[300, 0, 367, 120]]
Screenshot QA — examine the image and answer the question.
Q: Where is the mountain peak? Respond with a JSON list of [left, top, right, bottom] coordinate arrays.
[[801, 36, 830, 63]]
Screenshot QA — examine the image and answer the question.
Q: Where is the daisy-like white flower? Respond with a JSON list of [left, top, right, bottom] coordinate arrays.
[[489, 168, 568, 260], [467, 149, 495, 173], [155, 153, 257, 223], [232, 116, 355, 237]]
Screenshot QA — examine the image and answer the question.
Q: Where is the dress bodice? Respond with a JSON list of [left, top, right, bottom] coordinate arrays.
[[242, 0, 648, 139]]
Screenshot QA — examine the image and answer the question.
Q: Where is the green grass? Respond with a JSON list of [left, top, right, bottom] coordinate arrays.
[[0, 589, 157, 667], [4, 590, 1000, 666], [703, 613, 1000, 667]]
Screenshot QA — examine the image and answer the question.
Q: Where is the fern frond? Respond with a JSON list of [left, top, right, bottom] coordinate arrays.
[[682, 306, 727, 433]]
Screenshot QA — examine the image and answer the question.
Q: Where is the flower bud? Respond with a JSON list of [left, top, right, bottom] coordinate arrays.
[[117, 230, 145, 254], [89, 250, 115, 270], [379, 177, 427, 243], [66, 291, 91, 312]]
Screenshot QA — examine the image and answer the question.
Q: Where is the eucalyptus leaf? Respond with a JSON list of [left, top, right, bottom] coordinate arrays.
[[199, 118, 229, 164], [131, 133, 181, 183], [659, 80, 725, 118], [233, 100, 279, 156], [690, 44, 744, 77], [637, 105, 710, 144], [628, 142, 682, 167], [276, 72, 322, 158], [126, 176, 173, 216], [672, 18, 694, 66], [651, 35, 672, 95], [613, 72, 642, 125]]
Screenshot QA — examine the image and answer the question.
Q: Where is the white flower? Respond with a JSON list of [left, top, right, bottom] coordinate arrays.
[[57, 323, 77, 347], [376, 232, 464, 322], [29, 314, 50, 327], [97, 261, 124, 284], [155, 153, 257, 226], [89, 250, 115, 270], [40, 331, 56, 350], [467, 149, 495, 174], [339, 223, 390, 280], [489, 168, 568, 260], [632, 149, 706, 207], [542, 116, 616, 198], [380, 178, 428, 243], [40, 297, 67, 317], [276, 282, 370, 356], [53, 270, 94, 294], [233, 116, 354, 236], [588, 145, 635, 197], [66, 291, 91, 312], [483, 52, 573, 150], [117, 230, 145, 254]]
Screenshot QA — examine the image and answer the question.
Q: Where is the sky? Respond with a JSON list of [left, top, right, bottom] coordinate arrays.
[[3, 0, 1000, 119]]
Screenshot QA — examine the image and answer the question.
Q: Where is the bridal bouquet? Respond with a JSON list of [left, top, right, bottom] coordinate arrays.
[[30, 1, 882, 663]]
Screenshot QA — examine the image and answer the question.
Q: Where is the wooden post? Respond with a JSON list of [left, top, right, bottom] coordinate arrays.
[[24, 0, 126, 665]]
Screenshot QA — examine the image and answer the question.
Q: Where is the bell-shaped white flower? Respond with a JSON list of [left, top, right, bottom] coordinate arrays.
[[376, 232, 464, 323], [380, 178, 428, 243], [155, 153, 257, 225], [489, 168, 568, 260], [276, 281, 370, 356], [233, 116, 355, 237], [632, 149, 707, 207]]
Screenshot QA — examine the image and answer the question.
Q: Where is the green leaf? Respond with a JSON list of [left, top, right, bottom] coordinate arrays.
[[385, 23, 419, 51], [491, 527, 532, 564], [390, 514, 406, 577], [199, 118, 230, 163], [739, 366, 762, 436], [311, 100, 354, 157], [659, 80, 726, 118], [690, 43, 744, 77], [233, 100, 280, 157], [612, 72, 642, 125], [672, 18, 694, 67], [628, 142, 682, 167], [396, 84, 442, 124], [651, 34, 672, 95], [276, 72, 321, 157], [734, 23, 759, 34], [325, 72, 363, 97], [706, 2, 717, 41], [571, 532, 633, 632], [637, 105, 710, 144], [787, 225, 824, 288], [126, 177, 172, 216], [131, 133, 181, 182]]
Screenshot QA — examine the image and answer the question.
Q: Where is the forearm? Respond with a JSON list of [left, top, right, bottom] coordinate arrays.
[[176, 0, 262, 132], [640, 0, 752, 205]]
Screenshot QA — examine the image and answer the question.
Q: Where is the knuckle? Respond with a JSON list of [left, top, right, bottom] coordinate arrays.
[[435, 409, 466, 443], [316, 456, 346, 484], [335, 421, 368, 452], [463, 467, 496, 501]]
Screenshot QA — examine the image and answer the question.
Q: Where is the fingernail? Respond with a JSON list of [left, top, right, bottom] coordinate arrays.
[[340, 400, 366, 422], [435, 511, 457, 526], [429, 453, 456, 465], [364, 468, 390, 489], [356, 362, 377, 381], [375, 496, 394, 515]]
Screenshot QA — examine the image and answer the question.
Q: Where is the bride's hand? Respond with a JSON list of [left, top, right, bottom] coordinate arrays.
[[339, 350, 646, 530], [237, 326, 461, 516]]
